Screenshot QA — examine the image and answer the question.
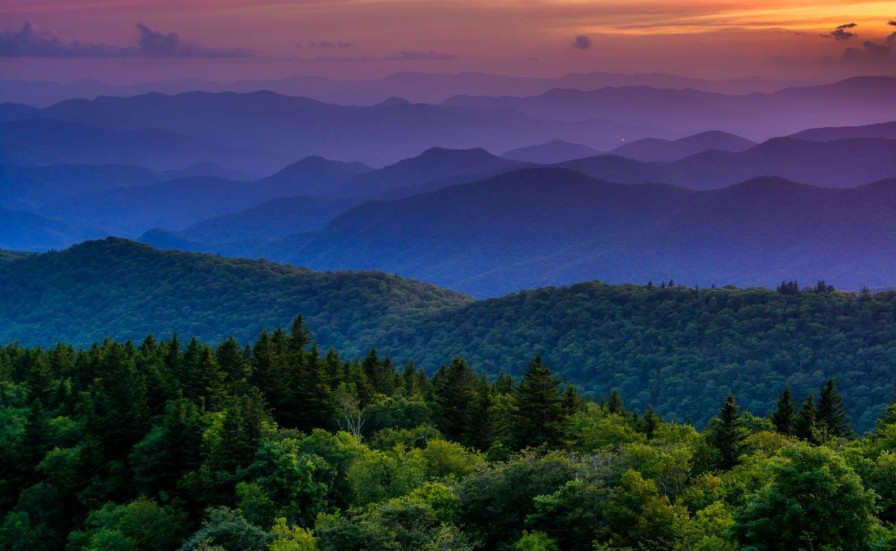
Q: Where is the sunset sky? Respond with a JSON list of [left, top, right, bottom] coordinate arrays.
[[1, 0, 895, 82]]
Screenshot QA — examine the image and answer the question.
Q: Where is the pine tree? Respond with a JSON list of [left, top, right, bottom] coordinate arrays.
[[216, 337, 250, 388], [770, 387, 796, 435], [817, 379, 851, 438], [512, 355, 565, 448], [708, 394, 744, 470], [794, 393, 818, 444], [641, 406, 660, 440], [290, 344, 335, 431], [607, 389, 626, 415], [561, 386, 581, 416], [876, 390, 896, 435], [432, 358, 478, 443], [182, 338, 225, 410]]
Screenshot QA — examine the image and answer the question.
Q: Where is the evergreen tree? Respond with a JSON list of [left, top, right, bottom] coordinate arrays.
[[876, 390, 896, 434], [794, 393, 818, 444], [606, 389, 626, 415], [707, 394, 744, 470], [770, 386, 796, 435], [432, 358, 478, 444], [182, 338, 226, 410], [640, 406, 660, 440], [512, 355, 565, 448], [216, 337, 250, 388], [817, 379, 851, 438], [290, 345, 335, 432]]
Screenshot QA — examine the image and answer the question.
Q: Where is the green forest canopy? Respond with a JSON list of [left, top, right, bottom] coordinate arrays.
[[3, 239, 896, 429], [2, 323, 896, 550]]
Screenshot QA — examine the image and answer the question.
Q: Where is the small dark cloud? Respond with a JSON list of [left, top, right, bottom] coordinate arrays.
[[136, 24, 249, 58], [572, 35, 592, 50], [0, 22, 132, 57], [842, 38, 895, 66], [0, 21, 250, 58], [889, 20, 896, 26], [302, 40, 356, 49], [387, 50, 457, 60], [825, 22, 858, 41]]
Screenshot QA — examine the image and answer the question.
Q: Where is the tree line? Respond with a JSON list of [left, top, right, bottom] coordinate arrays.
[[2, 318, 896, 550]]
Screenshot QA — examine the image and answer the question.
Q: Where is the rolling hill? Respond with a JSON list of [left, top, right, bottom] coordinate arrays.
[[0, 118, 272, 172], [501, 140, 601, 164], [788, 120, 896, 142], [40, 156, 370, 236], [0, 237, 471, 351], [0, 208, 106, 251], [5, 238, 896, 429], [261, 168, 896, 296], [179, 196, 360, 243], [18, 90, 661, 167], [332, 147, 524, 198], [563, 137, 896, 189], [611, 131, 756, 162], [442, 76, 896, 140]]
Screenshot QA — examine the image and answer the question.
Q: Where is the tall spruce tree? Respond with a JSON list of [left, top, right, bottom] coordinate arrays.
[[771, 387, 796, 435], [641, 406, 661, 440], [817, 379, 852, 438], [432, 358, 478, 443], [607, 389, 626, 415], [512, 355, 565, 448], [708, 394, 744, 470], [794, 393, 818, 444]]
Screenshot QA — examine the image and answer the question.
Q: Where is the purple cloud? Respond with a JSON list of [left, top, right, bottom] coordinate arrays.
[[136, 24, 249, 58], [0, 22, 132, 57], [842, 38, 895, 66], [572, 35, 592, 50], [0, 21, 250, 58]]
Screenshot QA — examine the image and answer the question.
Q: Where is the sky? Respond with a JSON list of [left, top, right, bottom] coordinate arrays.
[[1, 0, 895, 83]]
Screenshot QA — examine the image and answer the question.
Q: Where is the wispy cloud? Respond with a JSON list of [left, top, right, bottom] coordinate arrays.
[[0, 21, 251, 58]]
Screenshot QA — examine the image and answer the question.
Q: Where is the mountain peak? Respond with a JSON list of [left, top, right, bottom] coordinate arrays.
[[376, 96, 411, 107]]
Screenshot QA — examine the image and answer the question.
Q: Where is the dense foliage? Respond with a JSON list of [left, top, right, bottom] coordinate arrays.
[[3, 320, 896, 550], [384, 280, 896, 431], [6, 239, 896, 429], [0, 238, 470, 351]]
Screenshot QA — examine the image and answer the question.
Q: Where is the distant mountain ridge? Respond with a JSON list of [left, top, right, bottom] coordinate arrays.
[[6, 77, 893, 171], [442, 77, 896, 140], [42, 156, 369, 236], [0, 70, 803, 107], [501, 140, 601, 163], [247, 168, 896, 296], [563, 137, 896, 189], [611, 131, 756, 162]]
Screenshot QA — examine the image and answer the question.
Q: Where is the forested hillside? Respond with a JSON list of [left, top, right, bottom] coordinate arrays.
[[2, 322, 896, 550], [0, 238, 471, 352], [4, 240, 896, 430]]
